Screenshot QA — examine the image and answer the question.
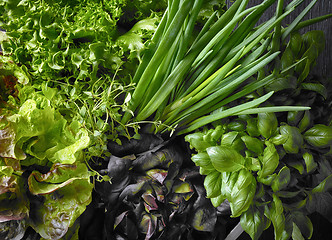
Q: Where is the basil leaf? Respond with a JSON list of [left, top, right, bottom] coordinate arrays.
[[246, 117, 260, 137], [257, 112, 278, 139], [302, 152, 317, 174], [210, 194, 225, 208], [304, 124, 332, 148], [290, 211, 313, 239], [204, 170, 222, 198], [192, 152, 213, 169], [268, 194, 289, 240], [292, 223, 305, 240], [245, 157, 261, 172], [257, 173, 277, 186], [301, 83, 327, 99], [227, 119, 246, 131], [185, 132, 213, 152], [286, 157, 305, 174], [312, 174, 332, 194], [297, 110, 311, 133], [280, 124, 303, 154], [241, 135, 264, 155], [206, 145, 245, 172], [271, 166, 291, 192], [240, 205, 268, 240], [220, 131, 245, 152], [230, 169, 256, 217], [287, 111, 304, 127], [258, 141, 279, 178], [221, 171, 238, 200]]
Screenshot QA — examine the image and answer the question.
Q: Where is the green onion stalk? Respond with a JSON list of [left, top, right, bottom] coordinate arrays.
[[121, 0, 331, 136]]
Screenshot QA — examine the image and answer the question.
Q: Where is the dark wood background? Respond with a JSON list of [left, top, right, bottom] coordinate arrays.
[[227, 0, 332, 77]]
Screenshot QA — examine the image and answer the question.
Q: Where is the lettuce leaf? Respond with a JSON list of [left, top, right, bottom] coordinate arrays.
[[28, 164, 93, 240], [6, 99, 89, 164], [0, 159, 29, 223]]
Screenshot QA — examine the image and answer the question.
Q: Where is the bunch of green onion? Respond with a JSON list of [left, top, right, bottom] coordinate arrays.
[[121, 0, 331, 136]]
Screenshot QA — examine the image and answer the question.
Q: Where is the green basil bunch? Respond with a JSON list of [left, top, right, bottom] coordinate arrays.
[[185, 111, 332, 239]]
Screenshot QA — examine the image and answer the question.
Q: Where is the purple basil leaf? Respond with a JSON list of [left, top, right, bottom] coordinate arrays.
[[190, 185, 217, 232], [139, 213, 157, 239], [146, 169, 168, 184], [106, 155, 132, 180], [119, 181, 148, 202]]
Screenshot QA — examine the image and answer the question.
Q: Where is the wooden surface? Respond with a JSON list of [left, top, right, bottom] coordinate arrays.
[[227, 0, 332, 77]]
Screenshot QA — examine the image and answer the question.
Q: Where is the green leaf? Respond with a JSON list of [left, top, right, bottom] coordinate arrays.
[[258, 141, 279, 178], [28, 163, 92, 195], [304, 124, 332, 148], [312, 174, 332, 194], [6, 99, 90, 164], [240, 204, 268, 240], [185, 132, 213, 152], [220, 131, 239, 146], [301, 82, 327, 99], [268, 194, 289, 240], [51, 126, 90, 164], [245, 157, 261, 172], [204, 170, 222, 198], [287, 158, 305, 174], [220, 131, 245, 152], [227, 119, 246, 132], [257, 173, 277, 186], [0, 125, 26, 160], [191, 152, 214, 172], [302, 152, 317, 174], [221, 171, 238, 200], [287, 111, 304, 127], [290, 211, 313, 240], [246, 117, 260, 137], [205, 125, 224, 143], [241, 135, 264, 154], [271, 166, 291, 192], [206, 145, 245, 172], [297, 110, 311, 133], [289, 32, 302, 56], [292, 223, 305, 240], [30, 177, 93, 240], [280, 124, 303, 154], [210, 194, 225, 207], [230, 169, 256, 217], [257, 112, 278, 139]]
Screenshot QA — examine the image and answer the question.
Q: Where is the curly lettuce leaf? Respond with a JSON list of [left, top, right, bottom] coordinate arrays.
[[6, 99, 89, 164]]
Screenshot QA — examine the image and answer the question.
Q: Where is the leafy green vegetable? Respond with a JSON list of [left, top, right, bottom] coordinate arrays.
[[304, 124, 332, 148], [207, 145, 245, 172], [119, 0, 318, 136], [29, 171, 93, 240], [6, 98, 89, 164]]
